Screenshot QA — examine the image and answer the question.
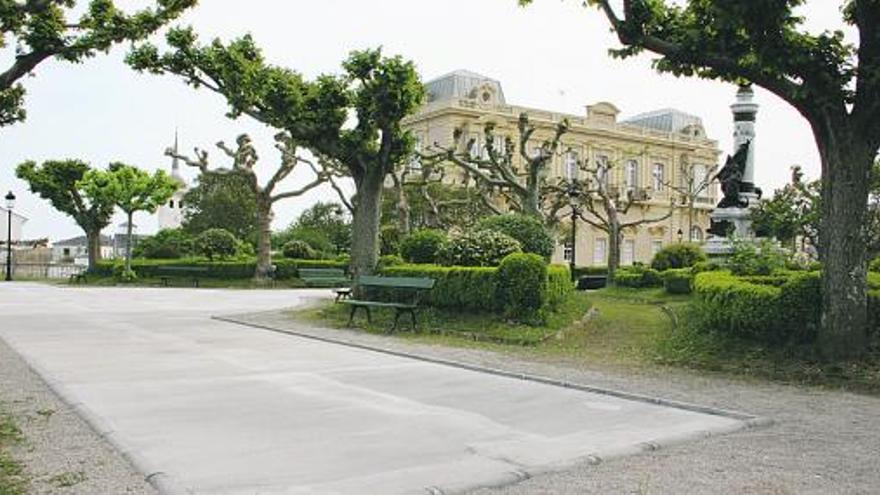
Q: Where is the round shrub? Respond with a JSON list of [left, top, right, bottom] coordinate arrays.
[[283, 240, 316, 260], [196, 228, 239, 261], [651, 243, 706, 271], [400, 229, 447, 264], [870, 257, 880, 273], [437, 230, 522, 267], [376, 254, 404, 270], [134, 228, 193, 259], [727, 239, 786, 276], [476, 214, 554, 258], [497, 253, 548, 323], [613, 266, 663, 288]]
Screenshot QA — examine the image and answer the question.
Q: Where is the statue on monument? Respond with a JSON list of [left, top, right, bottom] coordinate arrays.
[[714, 140, 752, 209]]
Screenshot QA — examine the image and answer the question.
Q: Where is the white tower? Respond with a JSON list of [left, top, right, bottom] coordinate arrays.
[[730, 85, 760, 200], [157, 131, 188, 231]]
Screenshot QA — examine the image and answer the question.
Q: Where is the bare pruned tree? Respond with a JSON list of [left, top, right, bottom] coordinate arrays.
[[167, 132, 328, 280], [655, 155, 720, 242]]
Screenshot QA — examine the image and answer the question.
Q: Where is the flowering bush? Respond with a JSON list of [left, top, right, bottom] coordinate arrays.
[[437, 230, 522, 267]]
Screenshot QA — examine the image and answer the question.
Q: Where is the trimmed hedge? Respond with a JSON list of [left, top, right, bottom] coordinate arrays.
[[572, 266, 608, 278], [400, 229, 447, 264], [497, 253, 548, 322], [662, 268, 693, 294], [692, 271, 880, 344], [613, 266, 663, 288], [651, 243, 706, 271], [380, 262, 572, 323], [93, 258, 348, 280]]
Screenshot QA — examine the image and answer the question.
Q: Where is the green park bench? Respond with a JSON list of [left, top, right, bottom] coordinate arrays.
[[299, 268, 352, 302], [155, 266, 209, 288], [341, 275, 436, 332]]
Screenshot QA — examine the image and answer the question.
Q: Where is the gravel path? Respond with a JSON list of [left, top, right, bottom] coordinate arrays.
[[231, 310, 880, 495], [0, 336, 156, 495]]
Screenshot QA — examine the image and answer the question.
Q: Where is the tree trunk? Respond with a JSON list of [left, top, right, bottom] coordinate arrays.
[[350, 167, 385, 278], [254, 197, 274, 281], [125, 212, 134, 273], [607, 223, 621, 283], [816, 137, 872, 360], [86, 228, 102, 272]]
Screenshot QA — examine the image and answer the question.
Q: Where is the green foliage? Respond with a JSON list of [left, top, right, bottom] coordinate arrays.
[[399, 229, 447, 264], [380, 265, 498, 312], [380, 224, 403, 256], [376, 254, 404, 271], [727, 238, 787, 276], [276, 202, 350, 254], [572, 266, 608, 278], [282, 240, 316, 260], [94, 258, 348, 280], [196, 228, 239, 261], [751, 178, 820, 249], [870, 256, 880, 273], [546, 265, 574, 308], [94, 162, 179, 218], [182, 172, 258, 243], [476, 214, 554, 258], [1, 0, 195, 126], [691, 271, 880, 346], [497, 253, 548, 323], [613, 265, 663, 288], [133, 229, 194, 259], [437, 230, 522, 267], [650, 243, 706, 271], [15, 159, 115, 269], [662, 268, 694, 295]]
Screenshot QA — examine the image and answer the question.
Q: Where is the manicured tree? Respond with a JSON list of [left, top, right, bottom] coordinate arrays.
[[427, 114, 569, 227], [752, 166, 820, 253], [16, 159, 114, 271], [167, 133, 328, 280], [128, 31, 422, 277], [85, 163, 178, 274], [0, 0, 195, 126], [196, 228, 237, 261], [518, 0, 880, 358]]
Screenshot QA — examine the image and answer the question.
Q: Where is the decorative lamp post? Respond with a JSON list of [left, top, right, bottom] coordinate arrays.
[[5, 191, 15, 282], [568, 187, 580, 281], [677, 228, 684, 243]]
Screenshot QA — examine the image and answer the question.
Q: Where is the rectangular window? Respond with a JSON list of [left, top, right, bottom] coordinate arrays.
[[409, 138, 423, 172], [625, 159, 639, 192], [651, 240, 664, 256], [468, 135, 481, 159], [596, 155, 609, 188], [593, 238, 607, 265], [694, 164, 709, 197], [564, 151, 579, 181], [563, 242, 573, 262], [652, 163, 665, 192], [622, 240, 635, 265]]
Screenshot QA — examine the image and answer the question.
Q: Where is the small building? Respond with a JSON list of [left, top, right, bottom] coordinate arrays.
[[51, 235, 114, 264]]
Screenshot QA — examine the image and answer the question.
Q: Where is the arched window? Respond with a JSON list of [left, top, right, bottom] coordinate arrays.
[[169, 200, 175, 209], [690, 226, 704, 243]]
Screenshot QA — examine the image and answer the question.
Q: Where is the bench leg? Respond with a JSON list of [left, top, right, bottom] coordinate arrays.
[[194, 278, 199, 288], [392, 310, 402, 332]]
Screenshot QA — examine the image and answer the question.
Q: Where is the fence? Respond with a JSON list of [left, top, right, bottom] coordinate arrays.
[[0, 262, 86, 279]]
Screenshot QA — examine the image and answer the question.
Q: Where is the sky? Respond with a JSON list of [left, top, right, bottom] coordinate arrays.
[[0, 0, 851, 241]]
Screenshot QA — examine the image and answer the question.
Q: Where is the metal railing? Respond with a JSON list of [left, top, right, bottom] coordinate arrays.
[[0, 262, 86, 279]]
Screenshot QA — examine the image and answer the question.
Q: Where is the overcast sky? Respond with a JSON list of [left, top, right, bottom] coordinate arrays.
[[0, 1, 850, 241]]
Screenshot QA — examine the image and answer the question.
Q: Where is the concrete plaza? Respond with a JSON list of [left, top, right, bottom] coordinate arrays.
[[0, 284, 755, 494]]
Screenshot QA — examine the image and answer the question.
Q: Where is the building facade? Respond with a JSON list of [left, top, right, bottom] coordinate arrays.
[[402, 70, 722, 266]]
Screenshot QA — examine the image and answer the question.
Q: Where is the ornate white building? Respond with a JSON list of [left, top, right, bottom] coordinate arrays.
[[157, 132, 189, 231]]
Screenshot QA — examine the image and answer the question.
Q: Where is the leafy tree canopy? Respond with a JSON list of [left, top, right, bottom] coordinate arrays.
[[1, 0, 196, 126], [182, 172, 258, 243]]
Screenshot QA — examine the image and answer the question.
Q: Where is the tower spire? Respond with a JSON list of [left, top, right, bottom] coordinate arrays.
[[172, 128, 180, 174]]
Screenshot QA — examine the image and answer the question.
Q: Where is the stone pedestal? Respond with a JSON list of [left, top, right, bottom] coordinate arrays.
[[703, 207, 754, 257]]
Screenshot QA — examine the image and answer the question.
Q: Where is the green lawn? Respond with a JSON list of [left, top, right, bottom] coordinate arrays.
[[298, 287, 880, 394]]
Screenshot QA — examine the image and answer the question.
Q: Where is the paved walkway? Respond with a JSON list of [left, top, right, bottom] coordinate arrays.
[[0, 284, 756, 494]]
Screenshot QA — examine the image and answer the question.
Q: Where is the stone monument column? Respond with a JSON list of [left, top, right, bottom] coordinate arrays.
[[731, 85, 759, 200]]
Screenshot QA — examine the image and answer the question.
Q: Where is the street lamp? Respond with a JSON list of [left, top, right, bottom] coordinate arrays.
[[5, 191, 15, 282], [568, 187, 580, 282], [677, 228, 684, 243]]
